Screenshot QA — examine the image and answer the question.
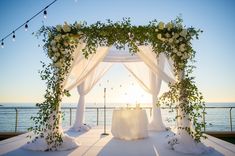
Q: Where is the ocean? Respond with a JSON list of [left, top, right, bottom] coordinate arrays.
[[0, 103, 234, 132]]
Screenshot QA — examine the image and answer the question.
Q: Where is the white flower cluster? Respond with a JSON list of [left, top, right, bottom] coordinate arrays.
[[155, 21, 191, 62], [47, 22, 81, 68]]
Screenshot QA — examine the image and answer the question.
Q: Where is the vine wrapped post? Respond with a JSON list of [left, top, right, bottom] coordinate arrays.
[[177, 69, 191, 141]]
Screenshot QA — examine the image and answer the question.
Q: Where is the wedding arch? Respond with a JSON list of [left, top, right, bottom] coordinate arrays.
[[27, 18, 205, 152]]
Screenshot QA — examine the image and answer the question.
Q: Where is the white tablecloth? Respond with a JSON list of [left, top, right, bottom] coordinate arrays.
[[111, 108, 148, 140]]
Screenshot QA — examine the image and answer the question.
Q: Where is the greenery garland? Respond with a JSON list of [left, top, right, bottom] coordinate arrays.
[[30, 17, 205, 150]]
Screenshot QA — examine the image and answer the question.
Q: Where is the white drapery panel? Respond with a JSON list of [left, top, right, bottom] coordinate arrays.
[[137, 46, 175, 84], [123, 62, 152, 94], [123, 53, 167, 131], [71, 62, 113, 130], [148, 54, 166, 131], [64, 46, 111, 91]]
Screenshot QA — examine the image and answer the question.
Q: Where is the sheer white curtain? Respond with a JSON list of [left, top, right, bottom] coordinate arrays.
[[123, 54, 167, 131], [137, 46, 175, 84], [123, 62, 151, 93], [71, 62, 112, 131], [64, 46, 111, 90], [131, 46, 175, 131], [63, 46, 111, 131], [148, 55, 166, 131]]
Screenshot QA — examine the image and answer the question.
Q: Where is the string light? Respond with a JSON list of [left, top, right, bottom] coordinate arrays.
[[43, 9, 47, 19], [25, 22, 29, 31], [12, 31, 16, 42], [1, 40, 4, 48], [0, 0, 58, 48]]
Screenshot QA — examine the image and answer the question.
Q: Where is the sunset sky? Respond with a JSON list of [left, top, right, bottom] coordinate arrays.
[[0, 0, 235, 104]]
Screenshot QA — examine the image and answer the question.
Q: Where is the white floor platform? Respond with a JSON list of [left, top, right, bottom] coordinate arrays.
[[0, 127, 235, 156]]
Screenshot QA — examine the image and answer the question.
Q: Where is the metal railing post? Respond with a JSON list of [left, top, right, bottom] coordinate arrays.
[[15, 108, 18, 132], [70, 108, 72, 126], [97, 108, 99, 126], [230, 108, 233, 131], [202, 107, 206, 132]]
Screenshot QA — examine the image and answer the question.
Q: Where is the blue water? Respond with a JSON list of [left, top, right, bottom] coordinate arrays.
[[0, 103, 234, 132]]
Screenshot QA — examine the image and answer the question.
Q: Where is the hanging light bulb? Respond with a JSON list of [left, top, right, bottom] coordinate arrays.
[[1, 40, 4, 48], [25, 22, 28, 31], [12, 31, 16, 42], [43, 10, 47, 19]]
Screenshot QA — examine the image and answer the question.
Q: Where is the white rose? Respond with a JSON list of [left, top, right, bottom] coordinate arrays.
[[180, 29, 187, 38], [155, 28, 158, 32], [183, 54, 189, 59], [166, 22, 173, 31], [157, 34, 166, 41], [52, 56, 58, 62], [57, 52, 61, 57], [179, 44, 186, 52], [173, 33, 179, 39], [61, 50, 66, 55], [157, 34, 162, 40], [56, 25, 62, 32], [75, 22, 81, 29], [177, 51, 182, 56], [50, 40, 56, 46], [52, 46, 58, 52], [168, 38, 173, 43], [158, 22, 165, 30], [54, 35, 61, 42], [62, 22, 71, 33], [54, 62, 63, 68], [64, 41, 69, 47], [173, 48, 178, 53], [165, 33, 171, 38]]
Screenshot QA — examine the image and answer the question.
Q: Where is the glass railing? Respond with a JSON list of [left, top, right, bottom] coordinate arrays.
[[0, 106, 234, 132]]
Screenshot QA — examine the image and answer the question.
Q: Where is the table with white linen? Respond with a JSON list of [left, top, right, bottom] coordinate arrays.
[[111, 108, 148, 140]]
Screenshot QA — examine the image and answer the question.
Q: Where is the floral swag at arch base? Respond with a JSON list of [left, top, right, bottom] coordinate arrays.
[[28, 17, 206, 152]]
